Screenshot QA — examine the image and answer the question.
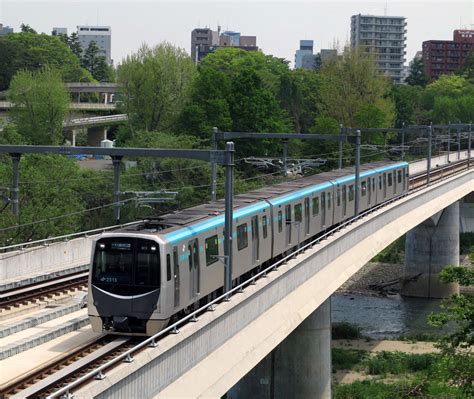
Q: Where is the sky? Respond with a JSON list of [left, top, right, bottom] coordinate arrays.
[[1, 0, 473, 67]]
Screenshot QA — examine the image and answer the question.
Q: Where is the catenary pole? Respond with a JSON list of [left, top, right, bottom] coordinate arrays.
[[354, 130, 361, 216], [211, 127, 218, 202], [224, 142, 234, 298]]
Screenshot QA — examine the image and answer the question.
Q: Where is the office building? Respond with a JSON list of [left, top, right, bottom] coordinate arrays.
[[0, 24, 13, 36], [52, 27, 68, 36], [295, 40, 315, 69], [77, 25, 112, 65], [422, 30, 474, 81], [191, 26, 257, 63], [350, 14, 407, 84]]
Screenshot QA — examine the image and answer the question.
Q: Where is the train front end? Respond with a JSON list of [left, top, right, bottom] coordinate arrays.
[[88, 233, 168, 336]]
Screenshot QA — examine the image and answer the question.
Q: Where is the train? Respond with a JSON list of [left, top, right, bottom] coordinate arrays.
[[88, 160, 409, 336]]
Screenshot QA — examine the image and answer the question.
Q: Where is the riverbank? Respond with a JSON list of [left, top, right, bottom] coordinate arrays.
[[337, 257, 473, 297]]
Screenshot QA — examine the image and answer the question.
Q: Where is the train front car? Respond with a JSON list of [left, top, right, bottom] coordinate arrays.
[[88, 233, 168, 336]]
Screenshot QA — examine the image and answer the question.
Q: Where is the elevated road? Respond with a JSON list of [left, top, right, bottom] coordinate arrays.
[[0, 101, 117, 111], [63, 114, 128, 129]]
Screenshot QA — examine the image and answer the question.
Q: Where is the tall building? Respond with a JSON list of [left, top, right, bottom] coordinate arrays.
[[350, 14, 407, 84], [77, 25, 112, 65], [191, 26, 257, 63], [422, 30, 474, 81], [295, 40, 315, 69], [0, 23, 14, 36]]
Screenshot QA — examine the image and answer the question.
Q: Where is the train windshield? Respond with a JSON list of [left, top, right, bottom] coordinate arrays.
[[92, 238, 160, 290]]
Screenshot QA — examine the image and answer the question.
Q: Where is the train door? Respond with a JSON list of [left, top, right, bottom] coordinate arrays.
[[173, 247, 180, 307], [251, 216, 260, 263], [188, 239, 200, 297], [321, 192, 326, 227], [342, 185, 347, 217], [367, 179, 371, 205], [304, 198, 310, 235], [285, 205, 292, 245]]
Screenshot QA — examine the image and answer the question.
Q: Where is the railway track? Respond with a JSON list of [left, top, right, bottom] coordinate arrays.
[[0, 335, 137, 399], [0, 272, 89, 311]]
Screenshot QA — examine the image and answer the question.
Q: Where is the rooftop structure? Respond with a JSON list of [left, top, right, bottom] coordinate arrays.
[[0, 23, 13, 36]]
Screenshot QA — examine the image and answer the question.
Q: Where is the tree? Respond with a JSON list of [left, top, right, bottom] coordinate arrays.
[[390, 85, 427, 127], [9, 67, 69, 145], [68, 32, 83, 59], [81, 41, 112, 82], [20, 23, 37, 34], [0, 32, 92, 88], [118, 42, 196, 133], [406, 56, 429, 86], [318, 48, 395, 129], [428, 266, 473, 394]]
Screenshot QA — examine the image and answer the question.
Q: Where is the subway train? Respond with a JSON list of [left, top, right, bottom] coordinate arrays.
[[88, 160, 409, 336]]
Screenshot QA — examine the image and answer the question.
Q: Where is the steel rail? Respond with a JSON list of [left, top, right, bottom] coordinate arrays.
[[47, 158, 472, 399]]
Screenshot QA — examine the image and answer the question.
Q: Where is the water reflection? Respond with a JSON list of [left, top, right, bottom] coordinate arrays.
[[331, 293, 444, 339]]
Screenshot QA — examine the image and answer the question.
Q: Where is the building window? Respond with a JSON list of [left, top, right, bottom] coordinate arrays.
[[237, 224, 248, 251]]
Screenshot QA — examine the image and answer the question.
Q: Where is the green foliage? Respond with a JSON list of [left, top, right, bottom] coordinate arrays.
[[81, 41, 113, 82], [428, 265, 473, 394], [0, 32, 92, 90], [9, 67, 69, 145], [20, 23, 37, 34], [372, 235, 405, 263], [0, 124, 27, 145], [365, 351, 439, 375], [332, 348, 367, 370], [406, 57, 428, 87], [67, 32, 82, 59], [318, 48, 395, 129], [332, 322, 363, 340], [118, 42, 196, 133], [180, 48, 292, 153]]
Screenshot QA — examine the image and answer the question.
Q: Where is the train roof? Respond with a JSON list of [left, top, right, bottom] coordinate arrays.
[[117, 160, 406, 237]]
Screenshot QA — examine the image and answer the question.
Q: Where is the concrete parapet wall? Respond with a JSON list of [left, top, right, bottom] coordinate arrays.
[[74, 169, 473, 399], [0, 236, 95, 282], [409, 151, 468, 175]]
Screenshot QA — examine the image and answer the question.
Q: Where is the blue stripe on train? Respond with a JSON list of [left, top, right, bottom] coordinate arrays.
[[163, 162, 408, 244]]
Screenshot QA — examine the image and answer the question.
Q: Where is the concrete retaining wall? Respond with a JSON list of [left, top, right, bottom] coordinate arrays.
[[0, 236, 95, 283]]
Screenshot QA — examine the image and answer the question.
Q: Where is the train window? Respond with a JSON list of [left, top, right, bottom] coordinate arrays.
[[294, 204, 302, 223], [348, 185, 354, 201], [237, 224, 248, 251], [327, 193, 332, 209], [136, 250, 160, 286], [278, 211, 283, 233], [312, 197, 319, 216], [388, 172, 393, 187], [336, 188, 341, 207], [173, 246, 180, 307], [262, 215, 268, 239], [372, 178, 375, 192], [166, 254, 171, 281], [379, 176, 382, 190], [398, 170, 402, 184], [205, 235, 219, 266], [285, 205, 291, 223], [92, 240, 134, 285], [361, 181, 367, 197], [383, 174, 387, 186]]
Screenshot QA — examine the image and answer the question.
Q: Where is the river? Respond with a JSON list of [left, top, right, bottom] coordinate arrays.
[[331, 292, 446, 339]]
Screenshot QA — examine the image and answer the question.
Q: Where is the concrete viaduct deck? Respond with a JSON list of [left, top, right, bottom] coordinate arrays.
[[0, 101, 117, 111]]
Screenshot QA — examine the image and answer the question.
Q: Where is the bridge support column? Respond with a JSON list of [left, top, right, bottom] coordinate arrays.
[[228, 298, 331, 399], [72, 129, 77, 147], [402, 201, 460, 298]]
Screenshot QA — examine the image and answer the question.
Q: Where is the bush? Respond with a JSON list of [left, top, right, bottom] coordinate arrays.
[[332, 348, 366, 371], [332, 322, 363, 340], [365, 351, 439, 375]]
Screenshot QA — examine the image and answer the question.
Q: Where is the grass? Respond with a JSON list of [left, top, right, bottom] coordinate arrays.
[[332, 348, 367, 371], [396, 332, 439, 342], [365, 351, 439, 375]]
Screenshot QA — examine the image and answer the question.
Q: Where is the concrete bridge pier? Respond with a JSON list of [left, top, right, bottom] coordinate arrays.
[[402, 201, 460, 298], [228, 298, 331, 399]]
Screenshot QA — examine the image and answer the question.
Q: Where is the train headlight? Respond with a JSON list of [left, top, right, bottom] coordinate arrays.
[[151, 246, 157, 252], [99, 243, 105, 250]]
